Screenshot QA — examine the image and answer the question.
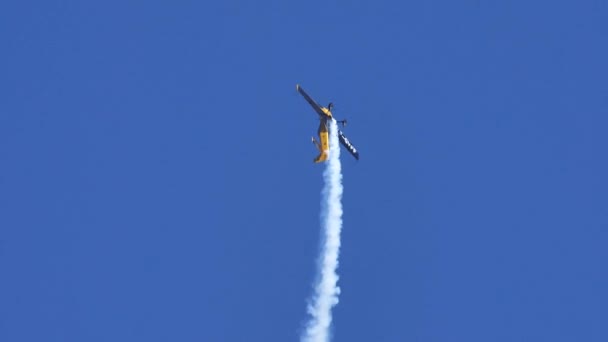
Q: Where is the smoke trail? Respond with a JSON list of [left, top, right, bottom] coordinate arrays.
[[302, 119, 344, 342]]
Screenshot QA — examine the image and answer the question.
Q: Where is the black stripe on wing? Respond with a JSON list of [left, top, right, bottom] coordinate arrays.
[[338, 129, 359, 160]]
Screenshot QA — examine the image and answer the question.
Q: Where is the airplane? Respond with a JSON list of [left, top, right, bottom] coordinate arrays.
[[296, 84, 360, 163]]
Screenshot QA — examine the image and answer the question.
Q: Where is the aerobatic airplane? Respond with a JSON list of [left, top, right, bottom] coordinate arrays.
[[296, 84, 360, 163]]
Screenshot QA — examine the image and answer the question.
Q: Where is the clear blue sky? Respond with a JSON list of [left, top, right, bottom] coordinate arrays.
[[1, 1, 607, 341]]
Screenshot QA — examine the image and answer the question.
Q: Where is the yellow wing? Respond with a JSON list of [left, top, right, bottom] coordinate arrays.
[[297, 84, 333, 119]]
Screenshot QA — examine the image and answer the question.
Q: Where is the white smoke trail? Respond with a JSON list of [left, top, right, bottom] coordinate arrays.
[[302, 119, 344, 342]]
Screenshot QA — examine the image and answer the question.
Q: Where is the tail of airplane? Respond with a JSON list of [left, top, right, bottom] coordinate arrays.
[[312, 136, 328, 163], [314, 152, 328, 163]]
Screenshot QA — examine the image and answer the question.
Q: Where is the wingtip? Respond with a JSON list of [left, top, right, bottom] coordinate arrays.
[[296, 84, 300, 91]]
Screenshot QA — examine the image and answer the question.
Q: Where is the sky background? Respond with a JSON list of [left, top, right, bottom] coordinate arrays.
[[1, 1, 607, 341]]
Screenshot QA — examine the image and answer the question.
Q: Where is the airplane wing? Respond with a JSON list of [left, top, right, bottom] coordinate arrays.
[[296, 84, 326, 117], [338, 129, 360, 160]]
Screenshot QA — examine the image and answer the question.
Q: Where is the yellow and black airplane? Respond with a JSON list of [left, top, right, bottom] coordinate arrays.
[[296, 84, 359, 163]]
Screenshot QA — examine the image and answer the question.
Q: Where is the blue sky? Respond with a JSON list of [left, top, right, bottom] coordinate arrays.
[[1, 1, 607, 341]]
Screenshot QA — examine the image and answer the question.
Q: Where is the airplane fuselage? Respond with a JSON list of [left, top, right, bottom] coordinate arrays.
[[310, 105, 332, 162]]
